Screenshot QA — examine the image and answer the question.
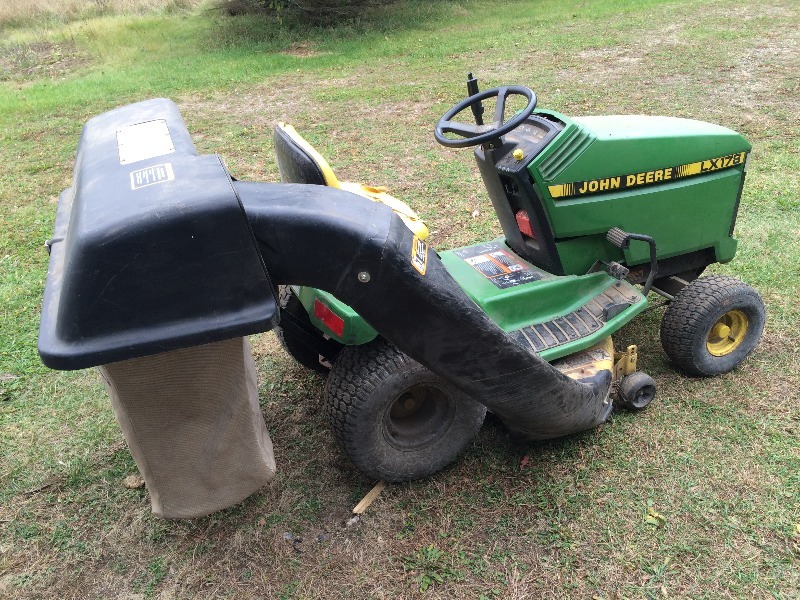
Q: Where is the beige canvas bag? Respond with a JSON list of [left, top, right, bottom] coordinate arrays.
[[98, 337, 275, 519]]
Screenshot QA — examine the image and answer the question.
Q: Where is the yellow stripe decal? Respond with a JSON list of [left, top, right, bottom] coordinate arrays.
[[547, 151, 747, 200]]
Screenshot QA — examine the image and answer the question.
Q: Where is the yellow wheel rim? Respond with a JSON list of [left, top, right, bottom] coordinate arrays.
[[706, 310, 749, 356]]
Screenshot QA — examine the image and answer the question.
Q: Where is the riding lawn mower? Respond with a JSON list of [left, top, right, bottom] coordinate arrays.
[[37, 75, 765, 515]]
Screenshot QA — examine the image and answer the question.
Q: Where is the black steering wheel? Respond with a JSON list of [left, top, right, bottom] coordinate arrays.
[[434, 85, 537, 148]]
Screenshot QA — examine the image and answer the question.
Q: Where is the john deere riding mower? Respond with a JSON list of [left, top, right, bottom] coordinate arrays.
[[271, 75, 765, 481], [38, 76, 765, 506]]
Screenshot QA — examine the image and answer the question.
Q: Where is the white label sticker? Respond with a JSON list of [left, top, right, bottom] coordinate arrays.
[[117, 119, 175, 165], [130, 163, 175, 190]]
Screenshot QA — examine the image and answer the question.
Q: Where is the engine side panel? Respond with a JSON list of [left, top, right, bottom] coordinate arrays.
[[527, 114, 750, 274]]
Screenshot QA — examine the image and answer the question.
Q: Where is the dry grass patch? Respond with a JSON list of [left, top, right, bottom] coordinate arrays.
[[0, 0, 203, 27], [0, 40, 87, 82]]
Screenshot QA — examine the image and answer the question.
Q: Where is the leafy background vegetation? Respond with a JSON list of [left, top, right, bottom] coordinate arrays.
[[1, 0, 798, 597]]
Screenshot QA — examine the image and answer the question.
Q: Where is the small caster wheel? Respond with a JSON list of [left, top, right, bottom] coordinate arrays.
[[618, 371, 656, 411]]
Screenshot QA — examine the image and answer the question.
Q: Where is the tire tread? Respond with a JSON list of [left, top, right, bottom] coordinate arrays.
[[324, 338, 486, 481], [660, 275, 764, 376]]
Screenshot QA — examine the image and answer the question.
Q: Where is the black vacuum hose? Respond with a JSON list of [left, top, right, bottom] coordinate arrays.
[[236, 181, 612, 440]]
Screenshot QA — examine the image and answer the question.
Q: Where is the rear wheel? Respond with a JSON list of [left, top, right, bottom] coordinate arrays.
[[275, 286, 336, 374], [324, 338, 487, 482], [660, 275, 765, 376]]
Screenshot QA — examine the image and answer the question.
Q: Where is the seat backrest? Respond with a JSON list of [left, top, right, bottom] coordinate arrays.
[[273, 123, 430, 240], [273, 123, 340, 188]]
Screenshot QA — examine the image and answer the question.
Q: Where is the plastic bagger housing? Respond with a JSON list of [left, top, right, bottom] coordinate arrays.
[[38, 98, 278, 370]]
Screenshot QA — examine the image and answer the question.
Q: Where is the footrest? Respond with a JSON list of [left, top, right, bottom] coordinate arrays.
[[511, 283, 643, 359]]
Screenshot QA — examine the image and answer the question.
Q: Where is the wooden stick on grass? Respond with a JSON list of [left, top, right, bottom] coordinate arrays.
[[352, 481, 386, 515]]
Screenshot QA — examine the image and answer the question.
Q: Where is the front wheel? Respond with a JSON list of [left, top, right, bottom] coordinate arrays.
[[324, 338, 487, 482], [660, 275, 765, 376]]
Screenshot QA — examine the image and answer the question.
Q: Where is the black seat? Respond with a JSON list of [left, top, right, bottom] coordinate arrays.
[[273, 123, 337, 187], [272, 122, 429, 239]]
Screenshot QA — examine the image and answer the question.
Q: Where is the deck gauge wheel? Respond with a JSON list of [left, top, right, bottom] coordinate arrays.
[[618, 372, 657, 411]]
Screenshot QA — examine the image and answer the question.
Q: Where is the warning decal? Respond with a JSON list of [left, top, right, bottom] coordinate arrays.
[[454, 242, 542, 289], [411, 235, 428, 275]]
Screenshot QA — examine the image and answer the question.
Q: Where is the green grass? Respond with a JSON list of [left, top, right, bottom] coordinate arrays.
[[2, 0, 799, 597]]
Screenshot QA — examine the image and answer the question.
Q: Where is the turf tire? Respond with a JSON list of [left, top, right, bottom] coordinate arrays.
[[324, 338, 487, 482], [660, 275, 765, 376]]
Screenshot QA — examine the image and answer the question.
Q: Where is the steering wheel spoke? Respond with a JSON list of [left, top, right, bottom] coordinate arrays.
[[492, 86, 509, 127], [439, 120, 483, 139], [434, 85, 537, 149]]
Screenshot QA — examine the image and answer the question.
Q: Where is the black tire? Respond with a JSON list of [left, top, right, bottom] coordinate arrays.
[[660, 275, 765, 376], [324, 338, 487, 482], [617, 371, 656, 410], [275, 286, 335, 374]]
